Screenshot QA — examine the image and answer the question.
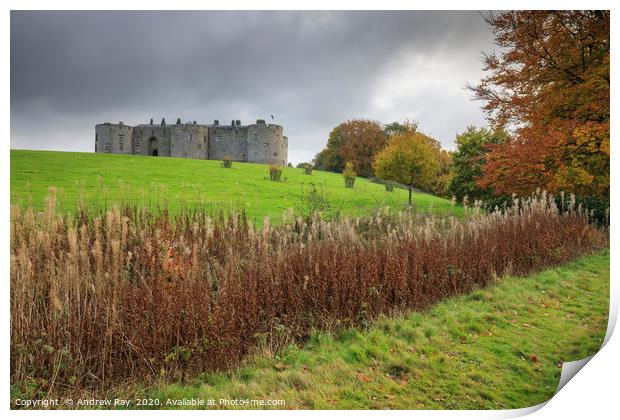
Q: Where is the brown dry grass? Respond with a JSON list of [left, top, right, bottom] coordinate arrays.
[[10, 189, 607, 394]]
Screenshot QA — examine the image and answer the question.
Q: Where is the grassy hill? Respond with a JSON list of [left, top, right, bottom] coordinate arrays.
[[117, 250, 609, 410], [10, 150, 459, 220]]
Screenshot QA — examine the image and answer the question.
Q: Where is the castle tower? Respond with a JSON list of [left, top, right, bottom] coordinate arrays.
[[246, 120, 287, 166], [95, 122, 133, 154]]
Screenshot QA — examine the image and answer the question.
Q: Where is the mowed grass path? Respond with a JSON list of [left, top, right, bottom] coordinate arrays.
[[121, 251, 608, 410], [10, 150, 458, 220]]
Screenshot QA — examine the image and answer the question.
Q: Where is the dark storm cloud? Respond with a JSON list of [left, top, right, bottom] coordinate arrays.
[[11, 10, 495, 163]]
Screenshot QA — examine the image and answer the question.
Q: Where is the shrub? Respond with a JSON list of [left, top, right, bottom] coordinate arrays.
[[222, 156, 233, 168], [304, 163, 313, 175], [343, 162, 356, 188], [556, 194, 610, 227], [297, 182, 333, 220], [269, 164, 283, 181], [384, 180, 395, 192], [482, 192, 610, 227]]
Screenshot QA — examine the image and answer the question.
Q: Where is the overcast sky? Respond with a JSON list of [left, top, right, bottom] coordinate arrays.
[[11, 11, 495, 164]]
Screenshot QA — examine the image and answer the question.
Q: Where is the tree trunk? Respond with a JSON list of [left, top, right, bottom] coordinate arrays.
[[408, 185, 412, 207]]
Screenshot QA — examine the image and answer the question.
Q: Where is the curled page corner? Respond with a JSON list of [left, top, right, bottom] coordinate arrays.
[[554, 355, 594, 395], [602, 298, 617, 347], [550, 260, 616, 399], [497, 355, 597, 418], [548, 291, 614, 399], [500, 315, 613, 417]]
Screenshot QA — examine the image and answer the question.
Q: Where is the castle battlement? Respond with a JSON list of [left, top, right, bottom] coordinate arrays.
[[95, 118, 288, 165]]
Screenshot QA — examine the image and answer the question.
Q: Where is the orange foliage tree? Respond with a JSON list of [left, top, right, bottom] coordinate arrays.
[[472, 11, 609, 199], [314, 119, 387, 177]]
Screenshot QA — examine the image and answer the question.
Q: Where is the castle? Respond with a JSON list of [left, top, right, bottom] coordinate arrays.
[[95, 118, 288, 165]]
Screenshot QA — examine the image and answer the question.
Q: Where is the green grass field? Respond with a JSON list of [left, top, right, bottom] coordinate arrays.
[[10, 150, 459, 221], [110, 250, 608, 410]]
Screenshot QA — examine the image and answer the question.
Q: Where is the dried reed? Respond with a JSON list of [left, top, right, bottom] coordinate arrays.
[[10, 190, 607, 390]]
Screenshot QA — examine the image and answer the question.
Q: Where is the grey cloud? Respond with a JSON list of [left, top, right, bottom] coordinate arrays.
[[11, 10, 495, 163]]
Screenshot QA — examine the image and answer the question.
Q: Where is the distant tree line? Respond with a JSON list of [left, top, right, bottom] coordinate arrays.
[[310, 11, 608, 209]]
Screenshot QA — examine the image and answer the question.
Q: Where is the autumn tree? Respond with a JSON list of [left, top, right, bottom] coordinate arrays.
[[472, 11, 609, 200], [373, 131, 442, 206], [314, 119, 387, 177], [447, 126, 508, 201]]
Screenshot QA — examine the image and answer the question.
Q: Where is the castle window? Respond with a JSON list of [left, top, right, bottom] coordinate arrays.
[[189, 133, 193, 141], [183, 151, 188, 157], [197, 143, 202, 149], [215, 136, 222, 143], [274, 152, 278, 157], [135, 139, 141, 154], [119, 135, 125, 151], [263, 142, 268, 147], [105, 143, 111, 153]]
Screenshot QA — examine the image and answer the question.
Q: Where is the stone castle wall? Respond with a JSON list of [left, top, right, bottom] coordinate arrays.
[[95, 118, 287, 165], [208, 123, 248, 162]]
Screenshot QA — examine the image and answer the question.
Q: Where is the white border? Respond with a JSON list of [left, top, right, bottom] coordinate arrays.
[[3, 2, 617, 419]]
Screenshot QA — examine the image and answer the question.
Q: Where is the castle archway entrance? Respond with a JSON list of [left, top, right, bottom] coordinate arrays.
[[149, 137, 159, 157]]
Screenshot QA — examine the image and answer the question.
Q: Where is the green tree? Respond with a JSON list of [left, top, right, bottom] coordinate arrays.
[[447, 126, 507, 201], [374, 132, 441, 206], [429, 149, 453, 197], [383, 120, 418, 138], [314, 125, 345, 173]]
